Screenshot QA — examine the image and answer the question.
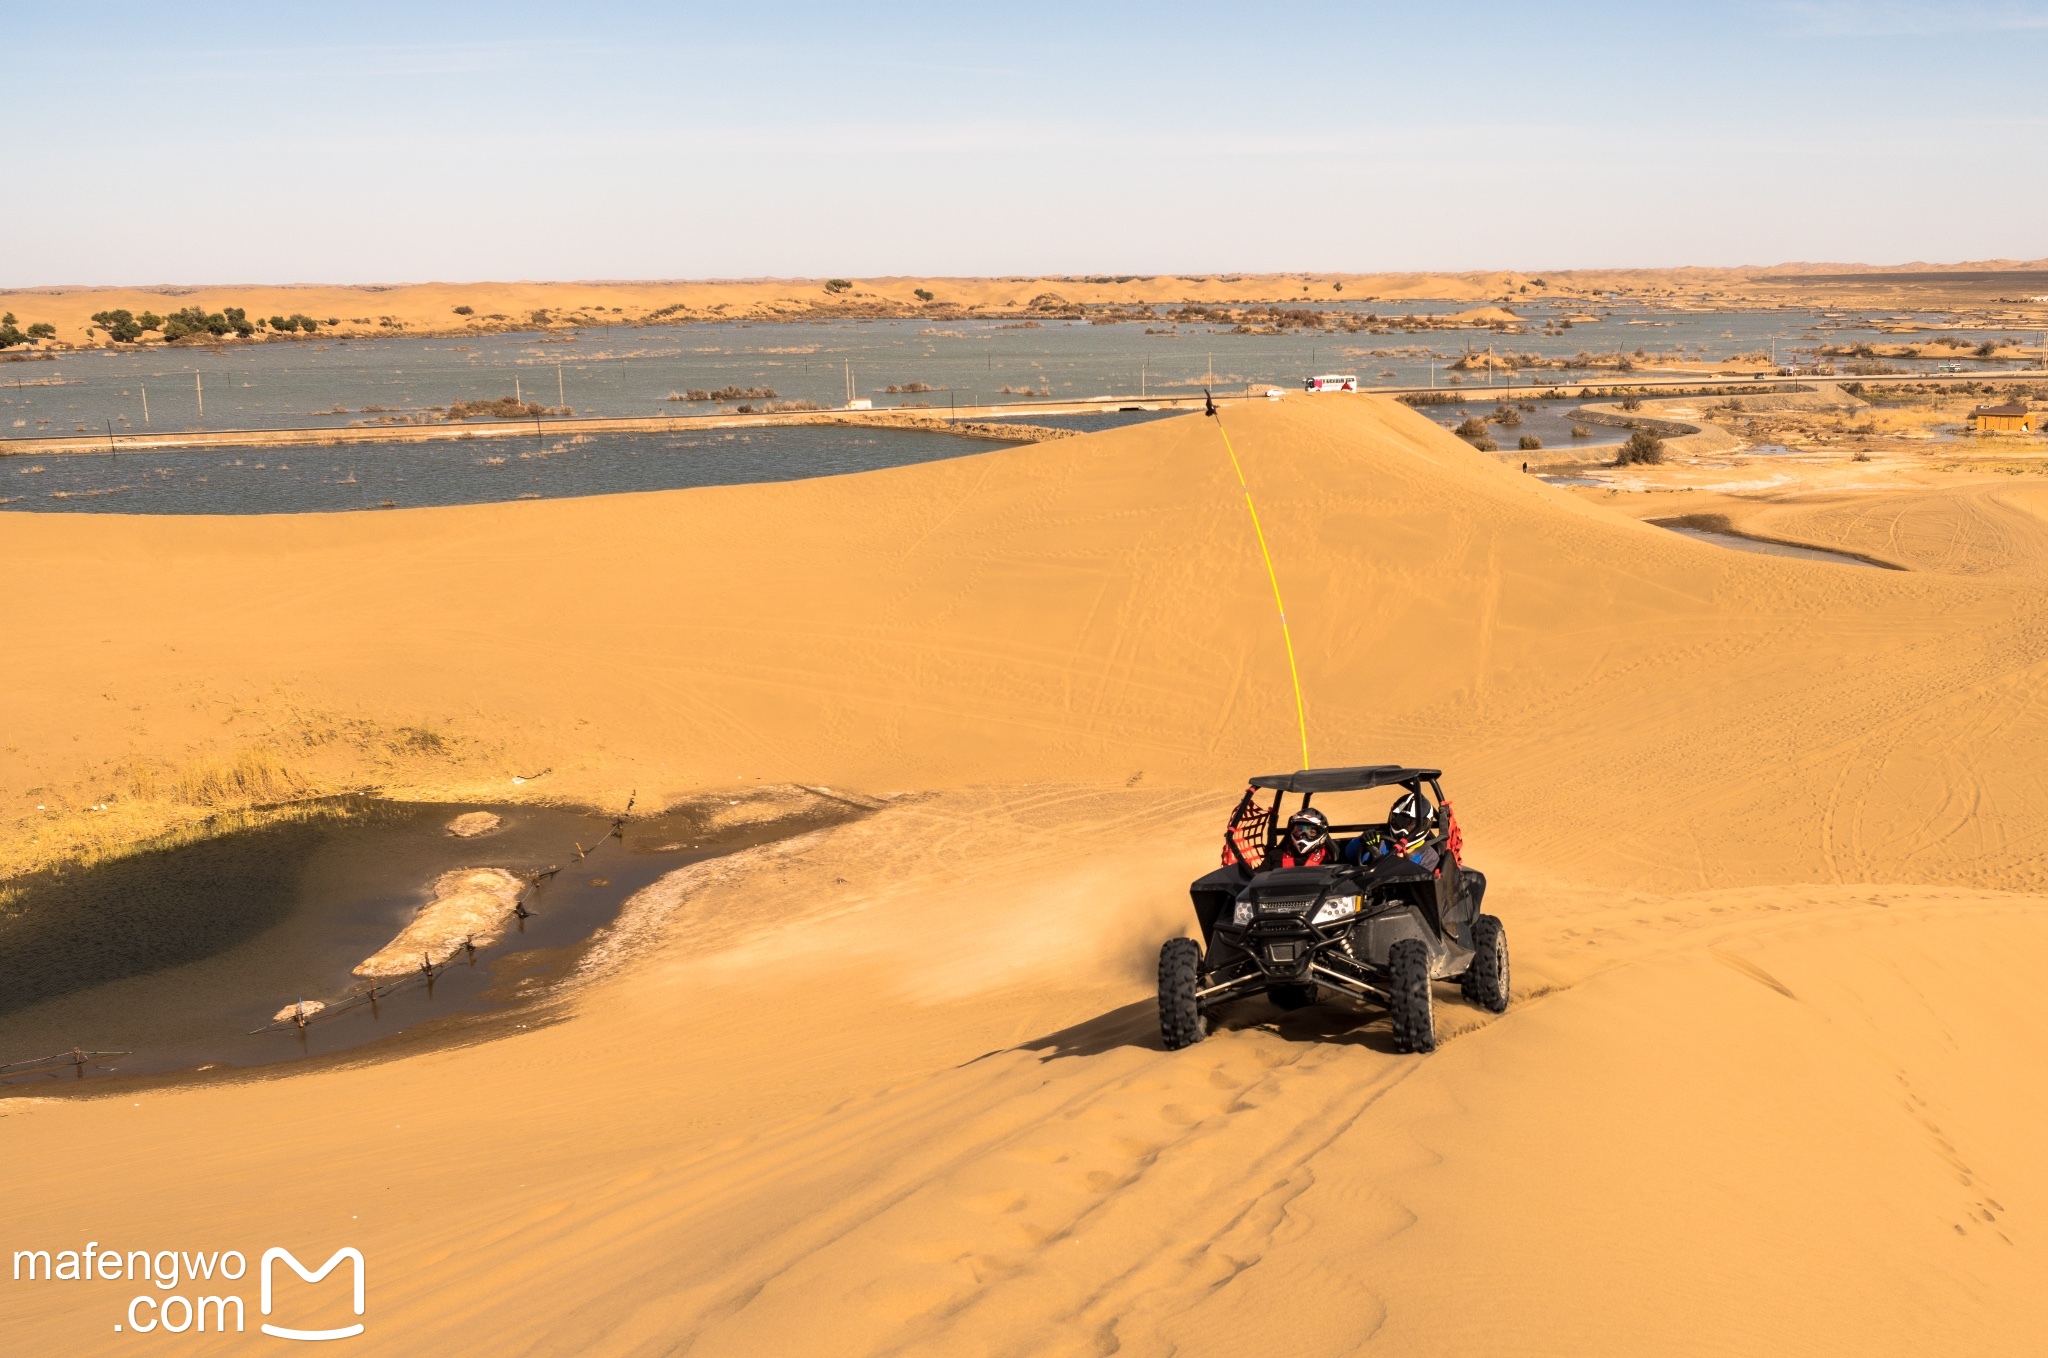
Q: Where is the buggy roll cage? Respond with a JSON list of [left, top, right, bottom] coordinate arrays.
[[1222, 766, 1461, 869]]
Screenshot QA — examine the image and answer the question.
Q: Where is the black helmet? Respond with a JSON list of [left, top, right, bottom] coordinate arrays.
[[1286, 807, 1330, 855], [1387, 791, 1434, 840]]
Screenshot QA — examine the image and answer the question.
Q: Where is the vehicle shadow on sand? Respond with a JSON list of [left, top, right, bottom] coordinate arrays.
[[1003, 995, 1404, 1063]]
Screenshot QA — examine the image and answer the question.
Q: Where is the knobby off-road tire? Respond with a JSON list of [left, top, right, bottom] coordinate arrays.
[[1387, 939, 1437, 1054], [1459, 913, 1510, 1013], [1158, 938, 1208, 1050]]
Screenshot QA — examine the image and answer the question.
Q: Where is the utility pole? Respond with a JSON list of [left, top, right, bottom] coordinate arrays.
[[558, 364, 565, 409], [141, 382, 149, 426], [195, 371, 203, 419]]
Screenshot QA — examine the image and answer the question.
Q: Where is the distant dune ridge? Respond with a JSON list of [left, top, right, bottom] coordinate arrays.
[[3, 396, 2046, 1353], [5, 256, 2048, 347]]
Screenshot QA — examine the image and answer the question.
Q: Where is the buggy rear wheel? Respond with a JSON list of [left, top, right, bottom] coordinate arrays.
[[1158, 937, 1208, 1050], [1387, 939, 1436, 1053], [1459, 914, 1510, 1013]]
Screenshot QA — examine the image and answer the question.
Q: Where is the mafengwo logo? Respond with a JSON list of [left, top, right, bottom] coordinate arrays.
[[11, 1242, 365, 1340]]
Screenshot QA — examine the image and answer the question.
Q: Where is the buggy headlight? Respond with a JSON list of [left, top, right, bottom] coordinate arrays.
[[1232, 899, 1254, 926], [1311, 894, 1361, 925]]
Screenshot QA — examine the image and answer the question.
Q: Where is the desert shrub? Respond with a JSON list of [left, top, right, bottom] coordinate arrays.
[[160, 306, 234, 340], [453, 305, 474, 315], [1616, 429, 1664, 465], [1333, 281, 1343, 291], [91, 309, 145, 342], [390, 726, 445, 753], [1619, 392, 1643, 411], [446, 396, 549, 420], [1454, 417, 1489, 440], [825, 279, 852, 293], [765, 399, 821, 412], [0, 320, 26, 348], [885, 381, 933, 393], [1490, 404, 1522, 427], [913, 288, 934, 302], [1473, 437, 1498, 452], [1852, 450, 1872, 462], [1977, 340, 1999, 358], [1570, 423, 1591, 438], [530, 309, 551, 324], [1842, 381, 1866, 396], [269, 315, 297, 332], [223, 307, 254, 337], [25, 321, 54, 339], [1519, 435, 1542, 450]]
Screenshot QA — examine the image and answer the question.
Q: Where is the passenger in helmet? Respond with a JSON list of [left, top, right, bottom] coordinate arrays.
[[1377, 791, 1440, 870], [1266, 807, 1333, 868]]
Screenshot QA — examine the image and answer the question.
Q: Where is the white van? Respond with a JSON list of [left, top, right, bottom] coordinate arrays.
[[1304, 374, 1358, 392]]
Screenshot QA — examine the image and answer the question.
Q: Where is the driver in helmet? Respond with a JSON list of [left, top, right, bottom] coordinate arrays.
[[1266, 807, 1334, 868]]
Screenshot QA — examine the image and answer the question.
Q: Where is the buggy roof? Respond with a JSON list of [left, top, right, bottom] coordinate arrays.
[[1248, 765, 1441, 793]]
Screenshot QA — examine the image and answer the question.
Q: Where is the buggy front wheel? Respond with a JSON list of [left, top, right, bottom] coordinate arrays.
[[1158, 938, 1208, 1050], [1387, 939, 1437, 1053]]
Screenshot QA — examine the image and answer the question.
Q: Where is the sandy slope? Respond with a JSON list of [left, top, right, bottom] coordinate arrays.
[[4, 397, 2046, 1354]]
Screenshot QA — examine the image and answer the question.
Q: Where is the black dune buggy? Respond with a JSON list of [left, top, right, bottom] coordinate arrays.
[[1158, 765, 1507, 1053]]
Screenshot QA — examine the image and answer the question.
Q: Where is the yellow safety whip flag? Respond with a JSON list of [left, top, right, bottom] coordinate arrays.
[[1210, 406, 1310, 770]]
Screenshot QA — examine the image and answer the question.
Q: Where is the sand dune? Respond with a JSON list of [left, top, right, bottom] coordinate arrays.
[[8, 258, 2045, 346], [3, 396, 2045, 1353]]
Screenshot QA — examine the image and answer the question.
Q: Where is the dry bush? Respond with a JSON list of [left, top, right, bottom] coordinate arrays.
[[172, 747, 306, 808], [1615, 429, 1664, 465], [1519, 435, 1542, 450], [447, 396, 548, 420], [1454, 417, 1489, 440]]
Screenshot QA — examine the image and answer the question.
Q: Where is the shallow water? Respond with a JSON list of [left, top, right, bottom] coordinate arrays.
[[1412, 397, 1625, 454], [0, 798, 851, 1082], [0, 424, 1025, 515], [0, 304, 2002, 443]]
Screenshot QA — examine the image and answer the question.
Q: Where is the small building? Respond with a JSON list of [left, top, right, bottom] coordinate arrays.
[[1970, 403, 2033, 433]]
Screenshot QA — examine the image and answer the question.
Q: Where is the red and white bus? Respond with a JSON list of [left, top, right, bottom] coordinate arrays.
[[1304, 373, 1358, 392]]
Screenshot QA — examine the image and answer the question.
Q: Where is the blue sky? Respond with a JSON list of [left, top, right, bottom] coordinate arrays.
[[9, 1, 2046, 285]]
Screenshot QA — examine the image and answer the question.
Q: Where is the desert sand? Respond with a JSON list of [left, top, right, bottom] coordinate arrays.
[[3, 395, 2045, 1354]]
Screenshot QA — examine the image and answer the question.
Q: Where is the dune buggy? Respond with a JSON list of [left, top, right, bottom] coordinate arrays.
[[1158, 765, 1507, 1053]]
